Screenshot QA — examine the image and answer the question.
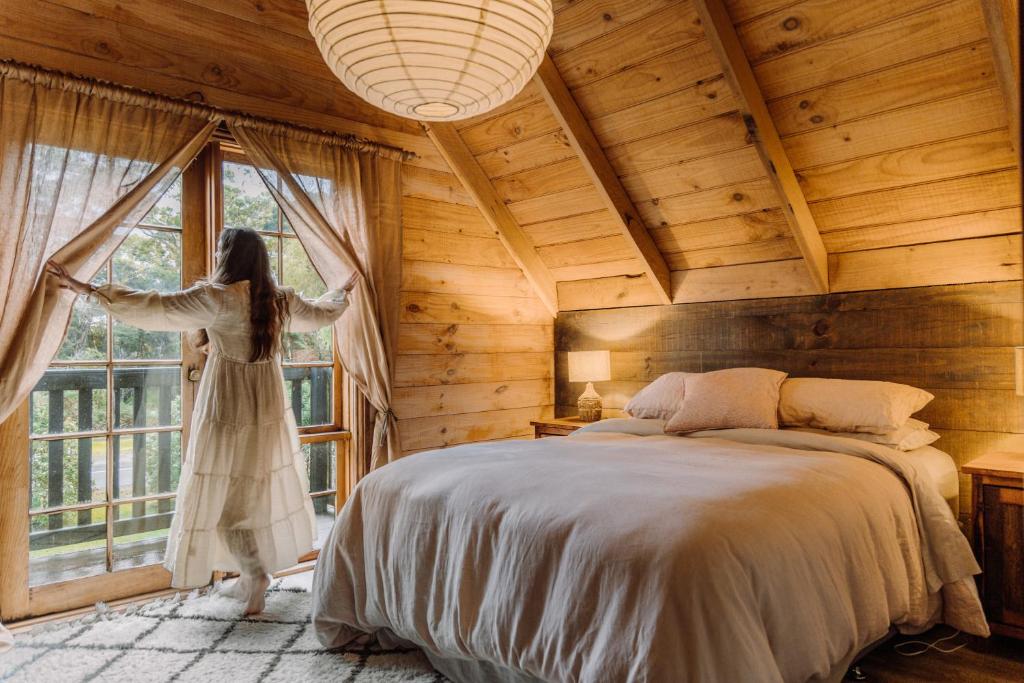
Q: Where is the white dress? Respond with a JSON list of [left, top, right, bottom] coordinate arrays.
[[92, 280, 349, 587]]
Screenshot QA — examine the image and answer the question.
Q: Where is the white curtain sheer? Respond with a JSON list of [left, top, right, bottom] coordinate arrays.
[[229, 124, 403, 468], [0, 65, 217, 423]]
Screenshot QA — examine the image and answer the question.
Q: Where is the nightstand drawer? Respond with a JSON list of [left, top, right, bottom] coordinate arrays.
[[530, 418, 588, 439], [964, 451, 1024, 639], [980, 485, 1024, 630], [986, 486, 1024, 506], [536, 426, 576, 438]]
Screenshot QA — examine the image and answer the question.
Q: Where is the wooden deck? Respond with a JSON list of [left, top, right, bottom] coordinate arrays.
[[29, 510, 336, 587]]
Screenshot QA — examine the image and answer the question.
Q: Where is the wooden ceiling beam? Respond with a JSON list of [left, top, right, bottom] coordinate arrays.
[[533, 55, 674, 306], [423, 122, 559, 317], [980, 0, 1021, 155], [693, 0, 830, 293]]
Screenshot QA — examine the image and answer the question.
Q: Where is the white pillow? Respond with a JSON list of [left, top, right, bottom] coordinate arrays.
[[778, 378, 933, 435], [623, 372, 693, 420], [665, 368, 788, 434], [790, 418, 940, 451]]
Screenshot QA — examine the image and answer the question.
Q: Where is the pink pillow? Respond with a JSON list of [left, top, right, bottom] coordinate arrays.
[[624, 372, 694, 420], [665, 368, 788, 434], [778, 378, 933, 434]]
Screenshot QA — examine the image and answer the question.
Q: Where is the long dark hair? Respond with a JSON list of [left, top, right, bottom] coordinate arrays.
[[193, 227, 287, 361]]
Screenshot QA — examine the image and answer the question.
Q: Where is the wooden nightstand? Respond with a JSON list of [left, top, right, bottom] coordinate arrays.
[[963, 452, 1024, 639], [530, 417, 590, 439]]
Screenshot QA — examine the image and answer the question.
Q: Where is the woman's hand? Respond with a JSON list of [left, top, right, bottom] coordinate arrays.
[[341, 271, 360, 293], [46, 262, 94, 296]]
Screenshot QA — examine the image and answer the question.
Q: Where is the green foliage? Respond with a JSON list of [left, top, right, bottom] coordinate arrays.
[[223, 162, 278, 231], [29, 438, 103, 510], [57, 296, 106, 361], [29, 432, 183, 513], [30, 386, 105, 436], [58, 179, 184, 362], [144, 180, 182, 228], [111, 224, 182, 360]]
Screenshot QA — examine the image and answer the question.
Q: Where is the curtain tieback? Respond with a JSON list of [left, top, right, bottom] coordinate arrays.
[[376, 407, 397, 448]]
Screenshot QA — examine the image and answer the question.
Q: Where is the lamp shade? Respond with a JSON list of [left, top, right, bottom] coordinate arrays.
[[568, 350, 611, 383], [306, 0, 554, 122]]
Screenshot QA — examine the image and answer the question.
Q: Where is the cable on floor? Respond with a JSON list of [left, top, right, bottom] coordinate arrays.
[[894, 630, 966, 656]]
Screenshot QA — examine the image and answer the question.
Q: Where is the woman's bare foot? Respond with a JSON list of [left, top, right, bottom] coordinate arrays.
[[243, 573, 271, 615], [220, 575, 250, 601]]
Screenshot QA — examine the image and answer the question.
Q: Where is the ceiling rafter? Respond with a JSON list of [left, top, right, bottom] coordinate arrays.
[[693, 0, 830, 294], [980, 0, 1021, 155], [422, 122, 559, 317], [533, 55, 674, 305]]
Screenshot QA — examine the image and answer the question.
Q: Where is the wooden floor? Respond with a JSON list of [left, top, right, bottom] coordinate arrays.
[[861, 627, 1024, 681]]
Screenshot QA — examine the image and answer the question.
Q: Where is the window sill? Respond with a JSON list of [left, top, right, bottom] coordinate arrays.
[[298, 429, 351, 444]]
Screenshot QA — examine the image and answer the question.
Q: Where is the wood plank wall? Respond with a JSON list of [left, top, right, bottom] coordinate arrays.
[[395, 166, 554, 454], [555, 281, 1024, 519]]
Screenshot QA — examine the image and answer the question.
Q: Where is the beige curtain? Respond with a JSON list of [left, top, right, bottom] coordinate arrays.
[[0, 65, 217, 423], [229, 124, 403, 468]]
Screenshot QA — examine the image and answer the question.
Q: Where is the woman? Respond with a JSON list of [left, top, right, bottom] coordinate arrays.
[[48, 227, 356, 614]]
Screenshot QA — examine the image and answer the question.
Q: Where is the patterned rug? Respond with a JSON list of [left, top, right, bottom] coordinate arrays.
[[0, 573, 449, 682]]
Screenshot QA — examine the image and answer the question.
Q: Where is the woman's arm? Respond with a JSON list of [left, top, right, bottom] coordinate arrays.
[[49, 259, 221, 331], [286, 289, 350, 333], [285, 271, 358, 333], [90, 283, 222, 332]]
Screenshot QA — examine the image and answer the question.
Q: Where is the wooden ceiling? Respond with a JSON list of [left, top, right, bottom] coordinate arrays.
[[3, 0, 1020, 313], [438, 0, 1021, 312]]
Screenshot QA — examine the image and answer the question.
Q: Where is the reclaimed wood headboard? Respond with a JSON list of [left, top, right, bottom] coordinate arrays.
[[555, 282, 1024, 520]]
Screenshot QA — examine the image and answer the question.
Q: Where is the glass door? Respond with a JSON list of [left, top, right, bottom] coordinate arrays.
[[26, 178, 189, 590]]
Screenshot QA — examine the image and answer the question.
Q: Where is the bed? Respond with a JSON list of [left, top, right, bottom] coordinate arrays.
[[311, 421, 989, 683]]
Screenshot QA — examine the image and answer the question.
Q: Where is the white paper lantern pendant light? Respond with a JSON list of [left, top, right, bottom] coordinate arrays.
[[307, 0, 554, 122]]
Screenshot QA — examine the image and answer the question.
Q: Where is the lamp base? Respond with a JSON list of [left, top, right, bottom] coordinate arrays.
[[577, 381, 603, 422]]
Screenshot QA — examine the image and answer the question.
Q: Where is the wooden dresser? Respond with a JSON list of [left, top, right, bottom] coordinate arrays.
[[530, 417, 589, 438], [963, 452, 1024, 639]]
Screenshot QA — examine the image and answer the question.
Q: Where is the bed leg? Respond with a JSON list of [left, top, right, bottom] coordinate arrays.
[[846, 665, 867, 681]]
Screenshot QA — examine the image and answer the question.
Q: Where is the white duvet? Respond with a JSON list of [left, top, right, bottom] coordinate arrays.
[[312, 427, 988, 683]]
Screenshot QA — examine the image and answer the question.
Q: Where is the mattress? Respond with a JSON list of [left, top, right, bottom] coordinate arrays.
[[903, 445, 959, 502]]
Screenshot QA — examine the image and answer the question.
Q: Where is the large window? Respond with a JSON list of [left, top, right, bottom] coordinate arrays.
[[23, 142, 348, 597]]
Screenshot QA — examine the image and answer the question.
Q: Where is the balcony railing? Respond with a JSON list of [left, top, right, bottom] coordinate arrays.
[[29, 364, 334, 581]]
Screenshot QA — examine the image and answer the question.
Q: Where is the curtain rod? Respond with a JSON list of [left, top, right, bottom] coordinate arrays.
[[0, 59, 415, 162]]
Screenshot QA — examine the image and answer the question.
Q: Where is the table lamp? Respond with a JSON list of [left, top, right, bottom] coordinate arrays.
[[568, 350, 611, 422]]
